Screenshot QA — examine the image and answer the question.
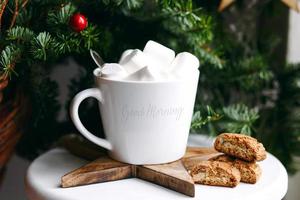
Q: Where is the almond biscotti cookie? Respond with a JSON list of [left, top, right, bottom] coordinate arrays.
[[189, 160, 241, 187], [209, 154, 262, 184], [214, 133, 266, 162], [234, 159, 261, 184], [209, 154, 235, 163]]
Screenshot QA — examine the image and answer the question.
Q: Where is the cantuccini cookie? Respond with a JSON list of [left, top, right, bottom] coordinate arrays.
[[214, 133, 267, 162], [209, 154, 262, 184], [189, 160, 241, 187], [234, 159, 261, 184], [209, 154, 235, 163]]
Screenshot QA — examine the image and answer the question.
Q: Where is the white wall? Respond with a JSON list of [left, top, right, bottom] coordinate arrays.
[[287, 10, 300, 64], [285, 9, 300, 200]]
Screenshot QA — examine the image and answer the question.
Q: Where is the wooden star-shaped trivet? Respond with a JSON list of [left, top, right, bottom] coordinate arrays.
[[61, 146, 220, 197]]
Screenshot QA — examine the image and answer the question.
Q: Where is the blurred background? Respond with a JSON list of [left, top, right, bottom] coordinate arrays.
[[0, 0, 299, 199]]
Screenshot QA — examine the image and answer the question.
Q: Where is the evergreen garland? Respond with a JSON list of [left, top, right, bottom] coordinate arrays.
[[0, 0, 299, 172]]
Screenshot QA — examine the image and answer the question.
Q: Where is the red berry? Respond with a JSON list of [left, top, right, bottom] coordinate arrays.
[[69, 13, 88, 32]]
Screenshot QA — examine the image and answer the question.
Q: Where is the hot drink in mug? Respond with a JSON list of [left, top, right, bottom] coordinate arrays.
[[70, 41, 200, 164]]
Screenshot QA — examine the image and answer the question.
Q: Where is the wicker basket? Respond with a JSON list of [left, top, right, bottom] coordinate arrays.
[[0, 76, 28, 173]]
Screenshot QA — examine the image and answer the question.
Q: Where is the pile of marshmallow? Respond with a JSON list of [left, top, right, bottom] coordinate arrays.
[[96, 40, 200, 81]]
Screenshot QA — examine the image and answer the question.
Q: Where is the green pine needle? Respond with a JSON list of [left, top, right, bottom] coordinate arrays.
[[56, 34, 79, 54], [7, 26, 35, 42], [123, 0, 144, 9], [0, 45, 21, 78], [79, 26, 101, 50], [47, 3, 76, 26], [223, 104, 259, 135], [31, 32, 55, 61], [191, 106, 222, 130]]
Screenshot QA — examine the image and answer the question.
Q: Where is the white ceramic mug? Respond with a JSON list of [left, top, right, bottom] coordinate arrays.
[[70, 68, 199, 164]]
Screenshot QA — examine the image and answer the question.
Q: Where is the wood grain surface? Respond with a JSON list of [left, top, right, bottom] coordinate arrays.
[[136, 160, 195, 196], [61, 147, 218, 197]]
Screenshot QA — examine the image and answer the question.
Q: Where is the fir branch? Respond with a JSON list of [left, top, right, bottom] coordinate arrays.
[[55, 34, 79, 54], [122, 0, 144, 10], [161, 0, 206, 32], [159, 0, 223, 68], [7, 26, 34, 42], [9, 0, 19, 29], [228, 55, 273, 90], [259, 64, 300, 172], [191, 106, 222, 130], [17, 72, 61, 159], [0, 45, 20, 78], [15, 5, 32, 25], [47, 3, 76, 26], [223, 104, 259, 124], [31, 32, 55, 61], [0, 0, 9, 31], [79, 25, 101, 50], [222, 104, 259, 135], [21, 0, 29, 9], [101, 0, 125, 7], [195, 46, 223, 69]]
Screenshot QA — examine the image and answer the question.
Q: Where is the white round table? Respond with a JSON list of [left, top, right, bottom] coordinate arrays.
[[25, 134, 288, 200]]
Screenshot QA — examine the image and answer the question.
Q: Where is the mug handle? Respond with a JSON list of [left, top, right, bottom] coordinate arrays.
[[70, 88, 112, 150]]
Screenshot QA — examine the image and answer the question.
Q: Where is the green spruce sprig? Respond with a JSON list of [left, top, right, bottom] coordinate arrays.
[[191, 106, 222, 130], [0, 45, 20, 78], [222, 104, 259, 135]]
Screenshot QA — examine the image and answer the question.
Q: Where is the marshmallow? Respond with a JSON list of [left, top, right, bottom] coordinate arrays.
[[143, 40, 175, 69], [170, 52, 200, 77], [93, 68, 102, 77], [102, 41, 200, 82], [119, 49, 147, 74], [123, 66, 165, 81], [101, 63, 127, 79], [119, 49, 134, 63]]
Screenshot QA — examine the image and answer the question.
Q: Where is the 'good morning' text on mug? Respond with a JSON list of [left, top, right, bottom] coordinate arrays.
[[121, 104, 184, 121]]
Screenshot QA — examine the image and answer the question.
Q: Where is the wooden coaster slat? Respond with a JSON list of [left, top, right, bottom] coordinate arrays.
[[58, 134, 106, 161], [61, 146, 218, 197], [61, 157, 132, 188], [184, 147, 218, 158], [136, 161, 195, 197]]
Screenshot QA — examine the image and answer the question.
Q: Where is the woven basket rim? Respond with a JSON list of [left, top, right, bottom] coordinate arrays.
[[0, 79, 29, 168]]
